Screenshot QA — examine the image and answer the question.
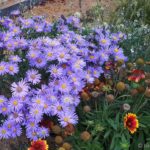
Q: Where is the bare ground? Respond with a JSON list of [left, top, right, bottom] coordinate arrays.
[[24, 0, 117, 22]]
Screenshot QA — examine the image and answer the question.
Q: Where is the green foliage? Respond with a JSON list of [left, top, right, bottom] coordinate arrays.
[[112, 0, 150, 25]]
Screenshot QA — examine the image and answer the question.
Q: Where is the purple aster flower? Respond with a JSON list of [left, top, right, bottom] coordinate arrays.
[[0, 95, 7, 106], [0, 61, 7, 75], [43, 100, 51, 114], [61, 95, 74, 105], [58, 78, 72, 93], [46, 38, 60, 48], [11, 80, 29, 97], [20, 18, 34, 29], [25, 119, 39, 131], [3, 120, 15, 132], [71, 58, 86, 71], [2, 32, 13, 42], [37, 127, 49, 139], [29, 106, 43, 122], [44, 48, 56, 61], [26, 128, 38, 141], [26, 69, 41, 85], [67, 44, 80, 54], [118, 32, 127, 40], [11, 124, 22, 138], [8, 111, 24, 123], [87, 52, 99, 63], [0, 104, 9, 115], [8, 97, 23, 111], [85, 71, 95, 83], [50, 101, 64, 116], [9, 26, 21, 35], [6, 63, 19, 75], [56, 48, 70, 63], [98, 33, 111, 47], [111, 33, 119, 43], [34, 55, 47, 69], [5, 40, 16, 51], [99, 51, 109, 64], [34, 23, 45, 32], [58, 111, 78, 127], [27, 50, 41, 60], [17, 38, 28, 49], [66, 16, 80, 28], [10, 10, 21, 17], [31, 95, 45, 108], [9, 55, 21, 63], [48, 65, 63, 78], [0, 126, 10, 139], [45, 91, 57, 102]]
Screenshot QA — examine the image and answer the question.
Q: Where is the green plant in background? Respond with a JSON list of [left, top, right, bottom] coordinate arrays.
[[112, 0, 150, 25]]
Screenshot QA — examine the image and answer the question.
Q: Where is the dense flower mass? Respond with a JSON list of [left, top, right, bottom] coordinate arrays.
[[0, 15, 127, 140], [124, 113, 139, 134]]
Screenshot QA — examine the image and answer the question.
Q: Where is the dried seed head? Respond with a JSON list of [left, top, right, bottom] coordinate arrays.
[[80, 131, 91, 141], [116, 82, 126, 91], [55, 136, 63, 145], [106, 94, 115, 103], [83, 105, 91, 113]]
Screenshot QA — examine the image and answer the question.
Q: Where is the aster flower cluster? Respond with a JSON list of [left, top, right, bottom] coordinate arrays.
[[0, 15, 127, 140]]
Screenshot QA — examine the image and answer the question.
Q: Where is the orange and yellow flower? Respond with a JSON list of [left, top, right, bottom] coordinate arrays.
[[124, 113, 139, 134], [28, 139, 48, 150], [128, 69, 145, 83]]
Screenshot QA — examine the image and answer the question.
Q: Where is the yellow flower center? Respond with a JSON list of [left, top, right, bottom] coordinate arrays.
[[1, 129, 6, 134], [13, 100, 18, 106], [64, 117, 69, 122], [44, 104, 48, 109], [48, 52, 52, 57], [9, 66, 14, 71], [30, 122, 35, 127], [57, 106, 62, 111], [64, 98, 70, 102], [7, 43, 12, 48], [72, 77, 77, 82], [0, 66, 4, 71], [90, 55, 94, 59], [59, 53, 65, 58], [36, 99, 41, 104], [114, 48, 119, 52], [34, 110, 39, 114], [101, 39, 106, 44], [113, 36, 117, 40], [61, 83, 67, 89], [25, 22, 29, 25], [13, 29, 18, 33], [14, 42, 18, 46], [31, 53, 35, 58], [0, 99, 4, 103], [2, 107, 7, 112], [52, 68, 58, 74]]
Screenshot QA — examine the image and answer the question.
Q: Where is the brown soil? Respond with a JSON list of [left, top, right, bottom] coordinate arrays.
[[24, 0, 117, 22]]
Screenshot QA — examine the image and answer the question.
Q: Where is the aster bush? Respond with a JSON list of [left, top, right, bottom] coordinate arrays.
[[0, 13, 127, 144]]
